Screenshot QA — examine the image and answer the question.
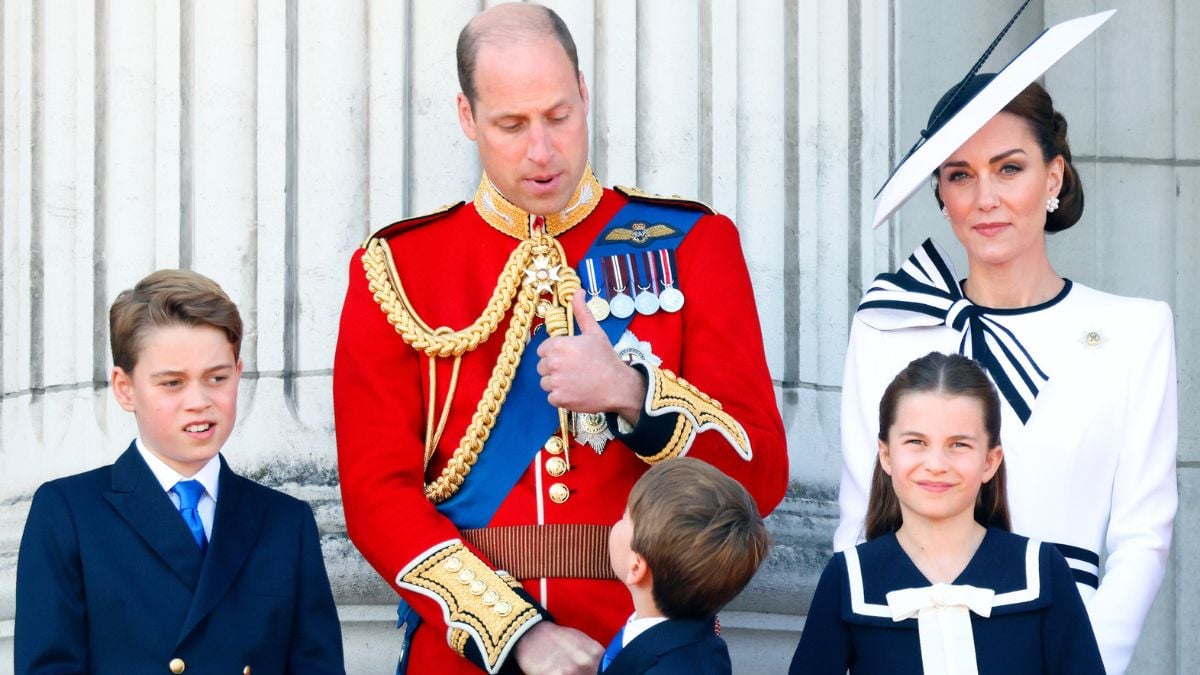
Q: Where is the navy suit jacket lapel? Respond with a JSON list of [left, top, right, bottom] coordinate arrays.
[[103, 442, 204, 588], [607, 618, 713, 672], [177, 457, 266, 643]]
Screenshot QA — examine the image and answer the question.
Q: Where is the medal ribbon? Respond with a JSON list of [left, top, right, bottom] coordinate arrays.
[[657, 248, 676, 288], [585, 258, 605, 298], [623, 254, 638, 294], [609, 255, 628, 296], [641, 251, 660, 294]]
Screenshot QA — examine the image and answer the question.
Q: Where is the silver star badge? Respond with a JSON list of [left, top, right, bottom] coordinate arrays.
[[524, 255, 562, 294]]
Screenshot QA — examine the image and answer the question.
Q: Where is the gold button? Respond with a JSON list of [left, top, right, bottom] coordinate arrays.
[[244, 668, 251, 675], [469, 579, 487, 596], [482, 590, 500, 606], [457, 569, 476, 584], [549, 483, 570, 504], [536, 301, 552, 317], [546, 456, 568, 477], [544, 436, 563, 455], [494, 600, 513, 616], [169, 658, 185, 674], [1086, 331, 1101, 347], [444, 556, 463, 572]]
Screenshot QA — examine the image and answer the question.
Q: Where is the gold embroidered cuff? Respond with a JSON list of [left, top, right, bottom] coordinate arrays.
[[396, 540, 543, 674], [638, 366, 753, 464]]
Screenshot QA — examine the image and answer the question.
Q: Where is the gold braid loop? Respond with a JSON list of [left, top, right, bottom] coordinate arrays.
[[362, 237, 534, 357], [555, 265, 581, 308], [362, 233, 575, 504], [423, 281, 538, 503], [543, 307, 570, 337]]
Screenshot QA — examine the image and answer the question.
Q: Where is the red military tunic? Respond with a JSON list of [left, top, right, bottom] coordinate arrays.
[[334, 169, 787, 673]]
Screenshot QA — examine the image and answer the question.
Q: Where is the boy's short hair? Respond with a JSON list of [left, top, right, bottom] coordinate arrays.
[[109, 269, 243, 372], [627, 457, 771, 619]]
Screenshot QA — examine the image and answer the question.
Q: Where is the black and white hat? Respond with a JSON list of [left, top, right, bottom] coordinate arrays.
[[871, 5, 1116, 229]]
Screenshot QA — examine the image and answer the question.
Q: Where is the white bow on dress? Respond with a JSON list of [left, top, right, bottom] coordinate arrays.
[[886, 583, 996, 675]]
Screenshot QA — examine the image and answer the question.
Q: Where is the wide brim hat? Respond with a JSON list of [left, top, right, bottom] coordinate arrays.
[[871, 9, 1116, 229]]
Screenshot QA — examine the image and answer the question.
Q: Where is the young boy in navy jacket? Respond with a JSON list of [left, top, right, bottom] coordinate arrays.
[[15, 269, 345, 674], [601, 458, 771, 674]]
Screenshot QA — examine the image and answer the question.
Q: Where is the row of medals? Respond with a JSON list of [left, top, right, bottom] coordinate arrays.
[[581, 250, 685, 322]]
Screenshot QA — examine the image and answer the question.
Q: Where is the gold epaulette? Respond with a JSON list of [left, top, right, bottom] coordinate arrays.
[[614, 185, 716, 215], [361, 201, 466, 247]]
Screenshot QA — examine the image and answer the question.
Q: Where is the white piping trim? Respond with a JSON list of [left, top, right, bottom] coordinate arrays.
[[845, 539, 1044, 618], [844, 547, 893, 618]]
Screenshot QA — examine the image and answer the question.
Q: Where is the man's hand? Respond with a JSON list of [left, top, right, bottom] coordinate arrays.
[[514, 621, 604, 674], [536, 292, 645, 423]]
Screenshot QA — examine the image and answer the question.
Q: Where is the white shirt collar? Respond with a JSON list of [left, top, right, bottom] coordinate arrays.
[[135, 437, 221, 501], [621, 612, 669, 647]]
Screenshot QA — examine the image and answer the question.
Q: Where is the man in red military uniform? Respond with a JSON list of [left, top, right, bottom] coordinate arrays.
[[334, 4, 787, 673]]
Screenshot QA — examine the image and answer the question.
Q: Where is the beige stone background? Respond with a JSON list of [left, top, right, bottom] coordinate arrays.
[[1, 1, 1195, 672]]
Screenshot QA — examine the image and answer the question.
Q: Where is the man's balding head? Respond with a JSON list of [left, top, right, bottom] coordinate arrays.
[[457, 3, 580, 109]]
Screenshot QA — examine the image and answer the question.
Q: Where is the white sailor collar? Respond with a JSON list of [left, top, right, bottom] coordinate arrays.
[[838, 528, 1054, 628]]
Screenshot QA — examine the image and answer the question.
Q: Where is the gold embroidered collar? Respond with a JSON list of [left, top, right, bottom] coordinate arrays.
[[474, 166, 603, 239]]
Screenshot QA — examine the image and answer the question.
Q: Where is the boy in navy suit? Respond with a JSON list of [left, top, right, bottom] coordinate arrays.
[[15, 269, 345, 674], [602, 458, 771, 674]]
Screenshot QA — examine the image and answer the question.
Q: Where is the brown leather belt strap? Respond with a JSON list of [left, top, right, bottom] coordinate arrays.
[[460, 524, 617, 580]]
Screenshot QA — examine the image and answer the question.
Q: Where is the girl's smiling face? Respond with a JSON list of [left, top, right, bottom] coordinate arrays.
[[879, 392, 1003, 528]]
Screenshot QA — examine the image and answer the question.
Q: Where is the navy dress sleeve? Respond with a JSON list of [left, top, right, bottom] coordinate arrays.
[[1039, 545, 1106, 674], [790, 553, 852, 675]]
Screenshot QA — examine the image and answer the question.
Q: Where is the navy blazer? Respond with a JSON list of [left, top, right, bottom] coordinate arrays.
[[15, 442, 345, 674], [602, 617, 730, 674]]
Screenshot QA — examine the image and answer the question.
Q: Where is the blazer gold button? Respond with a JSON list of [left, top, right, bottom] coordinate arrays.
[[244, 668, 252, 675], [548, 483, 570, 504], [169, 658, 185, 674], [545, 456, 567, 477], [544, 437, 564, 455]]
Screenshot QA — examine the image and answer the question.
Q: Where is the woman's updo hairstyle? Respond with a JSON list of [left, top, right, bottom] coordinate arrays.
[[928, 74, 1084, 232]]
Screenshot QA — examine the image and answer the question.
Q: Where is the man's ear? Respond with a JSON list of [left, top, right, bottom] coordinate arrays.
[[457, 92, 478, 141], [577, 70, 590, 115], [111, 367, 136, 413]]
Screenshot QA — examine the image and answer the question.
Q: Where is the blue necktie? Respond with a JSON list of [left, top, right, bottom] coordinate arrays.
[[600, 626, 625, 672], [173, 480, 208, 553]]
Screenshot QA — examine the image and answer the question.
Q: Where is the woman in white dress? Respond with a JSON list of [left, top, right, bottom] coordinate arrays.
[[834, 13, 1178, 675]]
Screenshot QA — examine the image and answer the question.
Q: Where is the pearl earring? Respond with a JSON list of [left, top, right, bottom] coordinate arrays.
[[1046, 196, 1060, 213], [941, 206, 950, 221]]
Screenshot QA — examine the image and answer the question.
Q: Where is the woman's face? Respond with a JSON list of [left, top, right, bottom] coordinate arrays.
[[879, 392, 1003, 529], [937, 112, 1064, 270]]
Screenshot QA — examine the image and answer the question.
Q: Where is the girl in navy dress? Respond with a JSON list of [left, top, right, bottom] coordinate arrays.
[[791, 352, 1103, 675]]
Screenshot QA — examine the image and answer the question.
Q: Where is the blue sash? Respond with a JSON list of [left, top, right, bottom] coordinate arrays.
[[395, 200, 703, 673]]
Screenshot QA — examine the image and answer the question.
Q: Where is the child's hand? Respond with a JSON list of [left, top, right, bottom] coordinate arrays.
[[514, 621, 604, 674]]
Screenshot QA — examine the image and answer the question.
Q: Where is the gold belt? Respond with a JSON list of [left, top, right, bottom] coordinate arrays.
[[460, 524, 617, 581]]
